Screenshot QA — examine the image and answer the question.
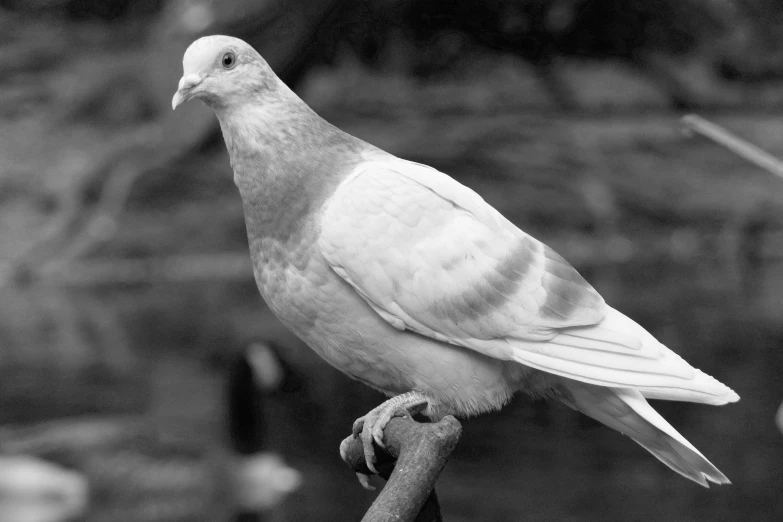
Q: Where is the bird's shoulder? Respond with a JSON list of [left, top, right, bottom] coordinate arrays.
[[322, 157, 508, 236]]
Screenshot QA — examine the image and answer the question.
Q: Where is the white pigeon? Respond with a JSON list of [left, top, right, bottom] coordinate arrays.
[[172, 35, 739, 487]]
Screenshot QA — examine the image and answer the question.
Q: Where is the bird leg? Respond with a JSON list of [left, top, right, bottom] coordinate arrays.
[[350, 391, 429, 480]]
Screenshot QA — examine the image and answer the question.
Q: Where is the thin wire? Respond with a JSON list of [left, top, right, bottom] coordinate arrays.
[[681, 114, 783, 180]]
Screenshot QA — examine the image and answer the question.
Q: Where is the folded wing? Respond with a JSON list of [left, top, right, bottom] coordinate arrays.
[[319, 159, 738, 404]]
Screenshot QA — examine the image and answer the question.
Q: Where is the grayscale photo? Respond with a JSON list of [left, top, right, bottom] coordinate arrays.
[[1, 1, 780, 521]]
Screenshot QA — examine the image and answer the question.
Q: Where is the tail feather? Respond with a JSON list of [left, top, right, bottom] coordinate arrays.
[[637, 368, 739, 405], [561, 380, 730, 487]]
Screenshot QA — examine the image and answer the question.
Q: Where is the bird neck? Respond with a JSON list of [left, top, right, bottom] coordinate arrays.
[[215, 88, 366, 242]]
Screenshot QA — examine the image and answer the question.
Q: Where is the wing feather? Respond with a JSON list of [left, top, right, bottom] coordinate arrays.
[[321, 160, 605, 340], [319, 159, 738, 403]]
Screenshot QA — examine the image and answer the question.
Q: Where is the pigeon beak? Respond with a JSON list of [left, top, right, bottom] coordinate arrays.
[[172, 73, 204, 110]]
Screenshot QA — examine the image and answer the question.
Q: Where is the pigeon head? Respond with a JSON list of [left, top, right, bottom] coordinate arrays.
[[172, 35, 276, 111]]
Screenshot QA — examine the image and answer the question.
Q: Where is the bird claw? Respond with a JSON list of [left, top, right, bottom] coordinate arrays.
[[359, 415, 381, 474], [352, 409, 403, 475], [356, 472, 376, 491], [350, 393, 429, 481]]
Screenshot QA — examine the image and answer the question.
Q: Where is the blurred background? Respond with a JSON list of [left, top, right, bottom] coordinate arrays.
[[2, 0, 783, 520]]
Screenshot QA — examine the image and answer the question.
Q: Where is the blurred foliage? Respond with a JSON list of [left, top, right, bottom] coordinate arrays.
[[0, 0, 163, 20], [2, 0, 782, 71], [317, 0, 723, 66]]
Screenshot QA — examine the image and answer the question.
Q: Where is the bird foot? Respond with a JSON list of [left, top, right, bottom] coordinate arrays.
[[351, 391, 428, 480]]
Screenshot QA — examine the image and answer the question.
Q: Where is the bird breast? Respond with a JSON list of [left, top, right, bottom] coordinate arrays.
[[247, 230, 520, 417]]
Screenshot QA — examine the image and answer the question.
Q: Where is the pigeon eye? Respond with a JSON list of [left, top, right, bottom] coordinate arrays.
[[221, 52, 236, 69]]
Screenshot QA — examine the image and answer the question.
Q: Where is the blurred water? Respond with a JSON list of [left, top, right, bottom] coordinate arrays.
[[2, 249, 782, 521]]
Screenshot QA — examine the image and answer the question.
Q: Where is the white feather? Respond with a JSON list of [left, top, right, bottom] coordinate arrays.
[[499, 307, 739, 405], [321, 158, 738, 406], [561, 382, 731, 486]]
